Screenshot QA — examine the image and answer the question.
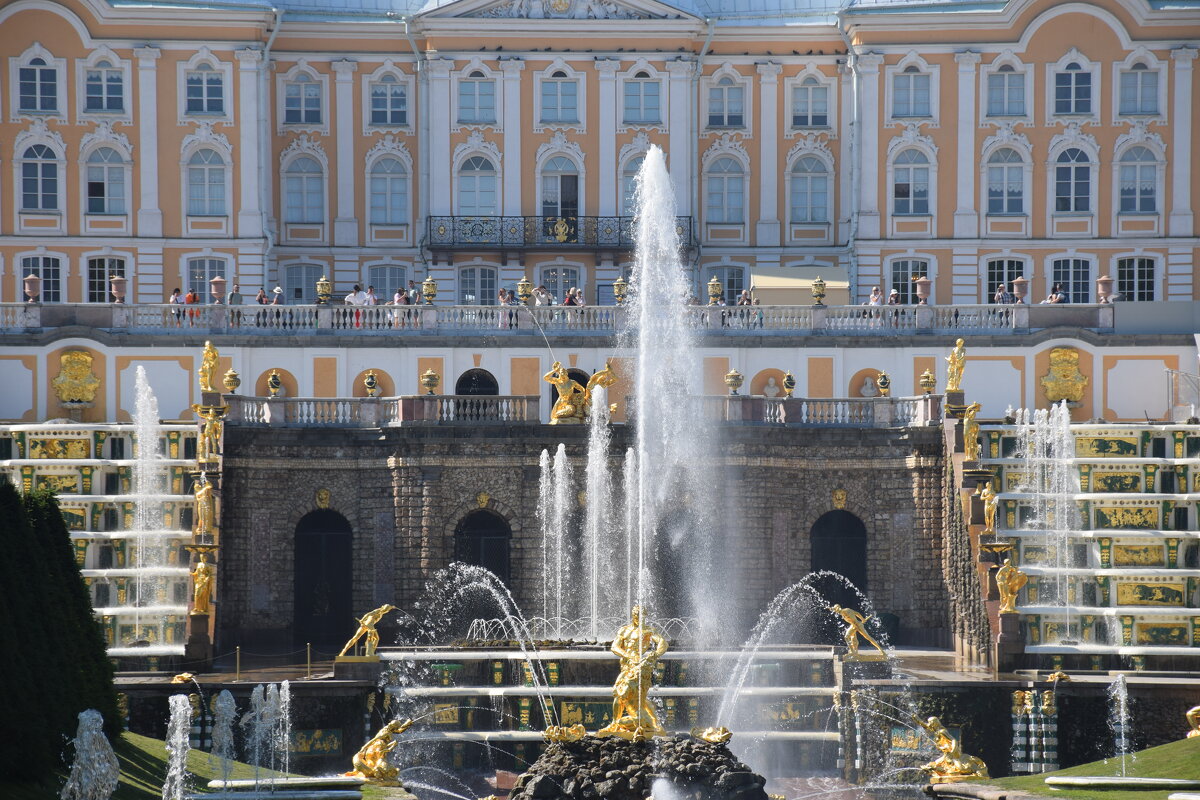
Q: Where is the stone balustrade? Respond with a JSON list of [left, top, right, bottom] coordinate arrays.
[[0, 301, 1119, 337]]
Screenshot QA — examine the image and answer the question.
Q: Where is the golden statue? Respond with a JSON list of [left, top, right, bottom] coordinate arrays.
[[52, 351, 101, 404], [691, 726, 733, 744], [1187, 706, 1200, 738], [962, 402, 982, 462], [829, 605, 887, 661], [191, 554, 214, 615], [996, 558, 1028, 614], [544, 362, 588, 424], [191, 404, 227, 463], [338, 604, 397, 658], [199, 341, 219, 392], [584, 360, 620, 417], [596, 606, 669, 740], [915, 716, 988, 783], [979, 481, 998, 534], [544, 723, 587, 743], [345, 718, 412, 785], [1041, 347, 1088, 404], [946, 339, 966, 392], [194, 479, 216, 538]]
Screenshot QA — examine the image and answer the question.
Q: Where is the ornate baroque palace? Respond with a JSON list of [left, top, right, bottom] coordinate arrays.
[[2, 0, 1200, 676]]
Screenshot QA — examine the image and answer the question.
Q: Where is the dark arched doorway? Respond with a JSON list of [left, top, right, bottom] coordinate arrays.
[[294, 509, 353, 649], [809, 509, 869, 643], [546, 368, 591, 412], [455, 510, 511, 583], [455, 369, 499, 395]]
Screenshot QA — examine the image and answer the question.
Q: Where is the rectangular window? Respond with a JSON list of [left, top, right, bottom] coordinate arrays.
[[1119, 163, 1156, 213], [986, 259, 1025, 301], [22, 256, 62, 303], [1119, 69, 1158, 115], [792, 81, 829, 127], [1116, 257, 1155, 301], [85, 67, 124, 112], [1052, 258, 1091, 303], [458, 78, 496, 124], [284, 81, 322, 124], [893, 71, 931, 118], [21, 156, 58, 211], [185, 69, 224, 114], [707, 81, 744, 127], [1054, 69, 1091, 115], [986, 71, 1024, 116], [987, 164, 1024, 214], [19, 62, 57, 112], [370, 80, 407, 126], [459, 267, 497, 305], [87, 257, 125, 303], [890, 259, 926, 305], [540, 78, 578, 123], [87, 164, 125, 214], [623, 81, 661, 124]]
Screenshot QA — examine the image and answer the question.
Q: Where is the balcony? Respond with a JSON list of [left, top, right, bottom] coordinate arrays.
[[426, 215, 694, 250]]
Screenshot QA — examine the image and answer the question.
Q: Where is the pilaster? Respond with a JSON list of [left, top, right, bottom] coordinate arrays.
[[596, 59, 619, 217], [855, 53, 883, 240], [501, 59, 526, 216], [666, 60, 694, 216], [1169, 46, 1196, 237], [235, 48, 264, 238], [427, 59, 454, 216], [134, 47, 162, 237], [332, 59, 358, 246], [756, 62, 782, 247], [953, 51, 981, 238]]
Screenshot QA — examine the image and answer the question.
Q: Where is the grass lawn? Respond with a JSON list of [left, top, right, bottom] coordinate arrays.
[[992, 736, 1200, 800]]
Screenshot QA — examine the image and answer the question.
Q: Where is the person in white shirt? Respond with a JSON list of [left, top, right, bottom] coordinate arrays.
[[345, 284, 367, 329], [364, 285, 378, 306]]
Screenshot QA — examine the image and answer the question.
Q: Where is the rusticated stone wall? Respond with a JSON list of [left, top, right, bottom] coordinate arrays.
[[216, 423, 948, 652]]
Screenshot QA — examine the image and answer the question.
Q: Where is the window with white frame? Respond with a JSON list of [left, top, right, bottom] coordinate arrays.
[[707, 76, 744, 127], [185, 64, 224, 115], [623, 71, 661, 125], [187, 257, 225, 298], [540, 156, 579, 218], [986, 64, 1024, 117], [22, 256, 63, 302], [621, 156, 644, 217], [86, 148, 126, 214], [986, 258, 1024, 301], [87, 257, 125, 303], [369, 157, 409, 224], [1116, 257, 1155, 301], [890, 259, 926, 305], [21, 145, 59, 211], [705, 158, 745, 223], [1054, 62, 1091, 115], [1119, 63, 1158, 116], [791, 76, 829, 127], [893, 66, 930, 118], [1054, 148, 1092, 212], [284, 263, 323, 304], [368, 265, 407, 296], [986, 148, 1024, 214], [370, 74, 407, 126], [540, 266, 580, 302], [85, 60, 124, 113], [457, 156, 498, 216], [1051, 258, 1091, 303], [710, 266, 745, 305], [19, 57, 58, 112], [459, 266, 498, 305], [789, 156, 829, 223], [187, 149, 226, 216], [1118, 147, 1157, 213], [458, 71, 496, 124], [284, 157, 324, 223], [541, 71, 578, 124], [892, 149, 929, 215], [284, 74, 322, 125]]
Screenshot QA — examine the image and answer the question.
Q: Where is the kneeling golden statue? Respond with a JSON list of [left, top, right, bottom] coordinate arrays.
[[346, 718, 412, 785], [915, 716, 988, 783]]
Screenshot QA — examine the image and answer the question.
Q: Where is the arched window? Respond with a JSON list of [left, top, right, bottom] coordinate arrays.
[[369, 157, 409, 224], [284, 73, 322, 125], [21, 145, 59, 211], [454, 510, 511, 582], [987, 63, 1024, 117], [87, 256, 125, 303], [1120, 62, 1158, 116], [1116, 257, 1155, 302], [792, 76, 828, 127], [187, 257, 226, 298], [284, 263, 324, 304], [1118, 146, 1156, 213], [459, 266, 498, 305], [185, 63, 224, 115], [705, 157, 744, 223], [540, 265, 579, 302], [457, 156, 497, 216], [789, 156, 829, 223], [187, 149, 226, 216], [892, 149, 929, 215], [1054, 148, 1091, 213], [86, 148, 126, 214], [986, 148, 1024, 215], [85, 59, 124, 113], [1054, 62, 1091, 115], [621, 156, 644, 217], [459, 70, 495, 124], [454, 368, 499, 395], [541, 70, 579, 123], [284, 157, 324, 223], [540, 156, 579, 218], [708, 76, 744, 127], [21, 255, 63, 303], [623, 71, 660, 124], [370, 73, 407, 126], [19, 57, 58, 112], [710, 265, 745, 305], [893, 65, 930, 118]]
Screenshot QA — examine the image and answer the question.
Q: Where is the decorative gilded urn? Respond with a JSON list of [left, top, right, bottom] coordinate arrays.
[[707, 275, 723, 306], [876, 371, 891, 397], [517, 276, 533, 305], [919, 368, 936, 395], [782, 371, 796, 398], [421, 276, 438, 305], [267, 370, 282, 398], [316, 274, 332, 305], [811, 276, 827, 306], [222, 368, 241, 394], [420, 368, 441, 395], [364, 370, 379, 397], [724, 368, 744, 396], [612, 275, 629, 305]]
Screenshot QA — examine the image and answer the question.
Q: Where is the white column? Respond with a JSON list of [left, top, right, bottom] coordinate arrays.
[[427, 59, 454, 217], [134, 47, 162, 237], [856, 53, 883, 240], [666, 60, 694, 216], [953, 51, 981, 238], [596, 59, 619, 217], [756, 61, 782, 247], [500, 59, 526, 216], [332, 59, 358, 246], [235, 48, 264, 238], [1169, 46, 1197, 237]]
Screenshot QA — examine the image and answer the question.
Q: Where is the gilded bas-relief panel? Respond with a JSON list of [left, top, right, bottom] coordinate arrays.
[[35, 473, 79, 493], [1115, 583, 1185, 606], [1135, 623, 1189, 646], [1021, 544, 1057, 565], [1095, 506, 1159, 530], [1075, 437, 1139, 457], [29, 438, 91, 459], [1092, 473, 1141, 493], [1112, 544, 1165, 567]]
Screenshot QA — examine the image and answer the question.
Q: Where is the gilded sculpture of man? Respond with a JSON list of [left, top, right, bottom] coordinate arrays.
[[915, 715, 989, 781], [346, 718, 412, 785], [191, 404, 227, 462], [194, 478, 216, 538], [199, 341, 220, 392], [544, 362, 588, 424], [946, 339, 966, 392], [996, 558, 1028, 614], [829, 605, 887, 661], [339, 604, 397, 658], [584, 359, 619, 417], [191, 554, 215, 615], [979, 481, 998, 534], [1187, 705, 1200, 738], [962, 402, 982, 462], [596, 606, 668, 740]]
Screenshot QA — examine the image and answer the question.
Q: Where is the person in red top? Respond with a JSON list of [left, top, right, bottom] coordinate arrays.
[[184, 288, 200, 324]]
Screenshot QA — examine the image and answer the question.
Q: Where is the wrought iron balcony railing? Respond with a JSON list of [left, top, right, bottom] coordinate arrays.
[[427, 215, 694, 249]]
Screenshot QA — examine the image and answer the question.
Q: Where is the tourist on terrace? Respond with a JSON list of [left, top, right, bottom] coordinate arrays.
[[993, 283, 1017, 304], [1041, 283, 1068, 304], [255, 288, 268, 304], [168, 288, 184, 327], [865, 287, 883, 306], [533, 285, 553, 306], [737, 290, 752, 306], [184, 287, 200, 325], [365, 286, 378, 305], [886, 289, 901, 305], [227, 283, 243, 327]]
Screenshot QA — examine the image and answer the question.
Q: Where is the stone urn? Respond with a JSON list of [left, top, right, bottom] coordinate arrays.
[[23, 273, 41, 303], [1096, 275, 1114, 303], [1011, 276, 1028, 304], [913, 275, 931, 304], [110, 275, 127, 304], [210, 275, 227, 304]]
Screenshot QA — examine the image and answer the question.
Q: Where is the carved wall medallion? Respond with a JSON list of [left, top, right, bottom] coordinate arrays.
[[1040, 347, 1088, 404], [832, 488, 847, 510], [52, 351, 101, 404], [316, 488, 331, 508], [477, 491, 491, 508]]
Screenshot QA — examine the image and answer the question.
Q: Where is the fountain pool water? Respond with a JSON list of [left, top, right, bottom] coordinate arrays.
[[61, 709, 120, 800]]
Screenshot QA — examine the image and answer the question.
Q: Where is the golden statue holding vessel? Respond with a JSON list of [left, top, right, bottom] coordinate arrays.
[[198, 341, 220, 393], [915, 715, 989, 783], [996, 558, 1028, 614], [595, 606, 669, 740], [544, 360, 618, 424], [346, 718, 413, 785]]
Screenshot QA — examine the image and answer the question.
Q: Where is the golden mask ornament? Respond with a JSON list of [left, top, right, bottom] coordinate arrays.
[[832, 489, 847, 510], [1041, 347, 1088, 404], [316, 488, 331, 509], [52, 351, 101, 404]]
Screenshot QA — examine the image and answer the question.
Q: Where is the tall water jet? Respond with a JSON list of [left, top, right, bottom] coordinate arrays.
[[209, 690, 237, 785], [163, 694, 193, 800], [551, 443, 574, 634], [583, 385, 614, 639], [60, 709, 119, 800], [132, 367, 166, 638], [622, 447, 637, 615], [277, 681, 293, 776], [1108, 674, 1133, 776]]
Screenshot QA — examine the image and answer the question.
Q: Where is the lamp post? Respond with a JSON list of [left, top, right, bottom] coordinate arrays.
[[919, 369, 936, 395], [420, 368, 441, 395], [612, 275, 629, 305], [422, 276, 438, 305], [707, 275, 723, 306], [810, 276, 826, 307], [517, 276, 533, 305], [724, 368, 744, 396], [315, 275, 332, 305]]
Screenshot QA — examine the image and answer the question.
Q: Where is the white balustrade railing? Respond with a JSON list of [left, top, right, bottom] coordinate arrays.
[[435, 395, 531, 422], [798, 399, 876, 426], [824, 305, 919, 332], [286, 398, 361, 425], [0, 304, 38, 328], [932, 304, 1016, 331]]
